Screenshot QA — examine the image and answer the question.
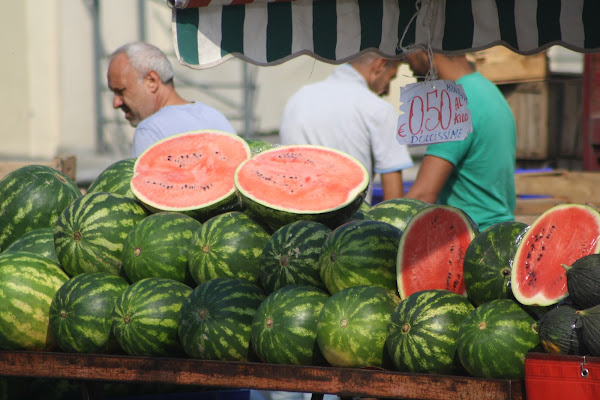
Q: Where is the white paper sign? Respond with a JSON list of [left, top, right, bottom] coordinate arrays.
[[396, 80, 473, 146]]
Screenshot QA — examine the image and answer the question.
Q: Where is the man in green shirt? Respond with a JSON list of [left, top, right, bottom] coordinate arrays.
[[404, 51, 516, 231]]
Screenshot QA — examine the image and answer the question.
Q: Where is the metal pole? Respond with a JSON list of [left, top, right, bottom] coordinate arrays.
[[91, 0, 105, 153]]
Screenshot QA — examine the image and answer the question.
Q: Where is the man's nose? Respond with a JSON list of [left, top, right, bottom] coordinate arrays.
[[113, 95, 123, 109]]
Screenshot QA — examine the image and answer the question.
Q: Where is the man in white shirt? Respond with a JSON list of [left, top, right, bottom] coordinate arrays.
[[279, 53, 413, 204], [107, 42, 237, 157]]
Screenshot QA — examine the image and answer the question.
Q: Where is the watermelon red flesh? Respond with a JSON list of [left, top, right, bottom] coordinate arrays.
[[130, 130, 250, 214], [397, 206, 477, 299], [235, 145, 368, 214], [511, 204, 600, 306]]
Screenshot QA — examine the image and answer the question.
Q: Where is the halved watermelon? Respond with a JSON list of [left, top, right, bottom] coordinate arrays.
[[511, 204, 600, 307], [234, 145, 369, 229], [397, 205, 478, 299], [130, 130, 251, 221]]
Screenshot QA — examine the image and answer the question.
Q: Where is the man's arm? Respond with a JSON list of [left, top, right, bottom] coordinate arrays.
[[405, 155, 454, 203], [380, 171, 405, 200]]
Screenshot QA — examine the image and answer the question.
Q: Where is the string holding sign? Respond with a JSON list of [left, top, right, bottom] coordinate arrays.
[[396, 79, 472, 146]]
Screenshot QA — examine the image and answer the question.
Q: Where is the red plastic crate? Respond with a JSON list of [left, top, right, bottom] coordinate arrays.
[[525, 352, 600, 399]]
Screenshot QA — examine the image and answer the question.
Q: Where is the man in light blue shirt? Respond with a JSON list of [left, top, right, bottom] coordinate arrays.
[[107, 42, 236, 157], [280, 53, 413, 204]]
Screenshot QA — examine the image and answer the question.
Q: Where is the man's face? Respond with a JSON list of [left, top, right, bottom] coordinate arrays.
[[107, 53, 155, 127], [405, 51, 431, 81], [368, 60, 400, 96]]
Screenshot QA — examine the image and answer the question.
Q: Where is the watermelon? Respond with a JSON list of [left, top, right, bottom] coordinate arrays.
[[87, 158, 137, 200], [251, 285, 329, 366], [112, 277, 192, 357], [54, 192, 148, 277], [457, 299, 540, 379], [319, 220, 402, 294], [130, 130, 251, 221], [511, 204, 600, 307], [234, 144, 369, 229], [121, 212, 201, 284], [463, 221, 528, 306], [0, 251, 70, 350], [49, 272, 129, 353], [188, 211, 270, 285], [397, 205, 478, 299], [365, 198, 429, 231], [537, 304, 587, 355], [178, 277, 265, 361], [259, 220, 331, 294], [316, 285, 400, 368], [0, 165, 81, 251], [386, 289, 474, 374], [577, 304, 600, 356], [565, 254, 600, 309], [2, 227, 59, 263], [245, 138, 276, 155]]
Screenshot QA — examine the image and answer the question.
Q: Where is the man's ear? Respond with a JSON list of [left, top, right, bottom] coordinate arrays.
[[371, 58, 387, 75], [144, 70, 161, 93]]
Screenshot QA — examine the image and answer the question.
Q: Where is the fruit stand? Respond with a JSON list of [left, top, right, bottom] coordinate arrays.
[[0, 350, 524, 400]]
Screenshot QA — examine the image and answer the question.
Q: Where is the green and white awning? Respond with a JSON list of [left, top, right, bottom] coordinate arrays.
[[170, 0, 600, 70]]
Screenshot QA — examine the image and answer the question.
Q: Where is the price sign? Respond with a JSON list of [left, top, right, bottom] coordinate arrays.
[[396, 80, 473, 146]]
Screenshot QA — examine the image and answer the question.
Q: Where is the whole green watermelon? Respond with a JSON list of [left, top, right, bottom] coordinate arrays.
[[49, 272, 129, 353], [0, 165, 81, 251], [188, 211, 270, 285], [259, 220, 330, 294], [319, 220, 402, 294], [316, 285, 400, 368], [0, 251, 70, 350], [112, 277, 192, 357], [386, 289, 474, 374], [251, 285, 329, 365], [87, 158, 137, 200], [178, 277, 265, 361], [463, 221, 527, 306], [121, 212, 200, 285], [54, 192, 148, 277], [365, 198, 429, 231], [2, 227, 59, 263], [457, 299, 540, 379]]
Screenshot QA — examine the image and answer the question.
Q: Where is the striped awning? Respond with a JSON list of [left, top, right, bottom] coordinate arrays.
[[170, 0, 600, 70]]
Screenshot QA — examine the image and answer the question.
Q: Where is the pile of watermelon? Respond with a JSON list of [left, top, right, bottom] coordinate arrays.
[[2, 129, 600, 384]]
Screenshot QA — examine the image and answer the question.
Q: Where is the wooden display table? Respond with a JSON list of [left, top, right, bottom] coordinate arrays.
[[0, 350, 523, 400]]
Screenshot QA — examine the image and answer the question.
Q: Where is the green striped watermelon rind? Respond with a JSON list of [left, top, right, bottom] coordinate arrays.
[[2, 227, 59, 263], [234, 145, 369, 230], [0, 165, 81, 251], [112, 277, 192, 357], [0, 251, 70, 351], [121, 212, 201, 284], [188, 211, 270, 285], [259, 220, 331, 294], [463, 221, 528, 307], [386, 289, 474, 374], [87, 158, 137, 200], [54, 191, 149, 277], [511, 203, 600, 307], [457, 299, 540, 380], [365, 198, 429, 231], [316, 285, 400, 368], [319, 220, 402, 295], [49, 272, 129, 353], [251, 285, 330, 366], [131, 130, 251, 222], [178, 277, 265, 361]]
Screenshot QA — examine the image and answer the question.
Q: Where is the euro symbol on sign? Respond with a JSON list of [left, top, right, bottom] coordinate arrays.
[[397, 123, 406, 138]]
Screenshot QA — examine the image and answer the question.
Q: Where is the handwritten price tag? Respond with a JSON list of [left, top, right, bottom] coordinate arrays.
[[397, 80, 473, 146]]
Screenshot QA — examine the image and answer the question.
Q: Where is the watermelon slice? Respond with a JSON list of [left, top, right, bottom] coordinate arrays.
[[234, 145, 369, 229], [397, 205, 478, 299], [511, 204, 600, 307], [130, 130, 251, 221]]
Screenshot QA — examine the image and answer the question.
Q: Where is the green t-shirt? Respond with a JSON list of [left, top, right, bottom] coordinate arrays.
[[425, 72, 516, 231]]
